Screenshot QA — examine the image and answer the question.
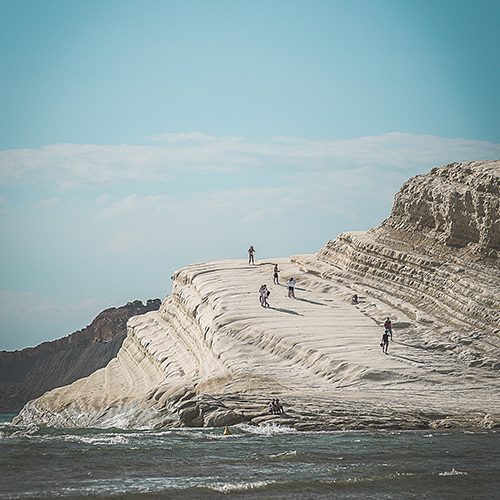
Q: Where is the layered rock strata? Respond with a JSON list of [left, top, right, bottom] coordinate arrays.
[[13, 161, 500, 431], [299, 161, 499, 369]]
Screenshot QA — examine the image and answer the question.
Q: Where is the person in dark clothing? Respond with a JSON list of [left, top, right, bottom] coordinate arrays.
[[248, 245, 255, 265], [274, 398, 284, 414], [268, 400, 275, 414], [384, 317, 393, 340], [381, 331, 390, 354], [273, 264, 280, 285]]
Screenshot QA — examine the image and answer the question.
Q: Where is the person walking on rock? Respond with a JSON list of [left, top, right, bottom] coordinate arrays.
[[273, 264, 280, 285], [248, 245, 255, 265], [259, 284, 270, 307], [287, 277, 296, 298], [259, 284, 266, 306], [263, 286, 270, 308], [384, 317, 393, 340], [381, 330, 390, 354]]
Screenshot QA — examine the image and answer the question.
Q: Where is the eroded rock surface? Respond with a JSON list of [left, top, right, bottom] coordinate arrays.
[[311, 161, 499, 348]]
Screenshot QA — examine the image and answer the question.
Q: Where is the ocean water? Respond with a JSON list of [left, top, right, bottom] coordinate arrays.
[[0, 414, 498, 499]]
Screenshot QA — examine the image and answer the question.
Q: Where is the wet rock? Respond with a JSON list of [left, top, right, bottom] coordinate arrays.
[[178, 405, 200, 424], [204, 409, 246, 427]]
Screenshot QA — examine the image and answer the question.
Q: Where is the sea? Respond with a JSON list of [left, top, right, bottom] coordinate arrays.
[[0, 414, 499, 499]]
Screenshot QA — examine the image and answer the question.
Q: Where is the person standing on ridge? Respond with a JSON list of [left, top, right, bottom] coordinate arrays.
[[273, 264, 280, 284], [248, 245, 255, 265], [384, 317, 393, 340], [287, 277, 296, 298]]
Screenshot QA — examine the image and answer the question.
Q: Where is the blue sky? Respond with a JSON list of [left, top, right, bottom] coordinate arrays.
[[1, 0, 499, 350]]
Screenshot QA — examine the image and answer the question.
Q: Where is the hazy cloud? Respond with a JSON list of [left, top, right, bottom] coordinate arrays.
[[33, 197, 61, 209], [96, 187, 298, 222], [1, 133, 499, 187], [0, 290, 112, 318]]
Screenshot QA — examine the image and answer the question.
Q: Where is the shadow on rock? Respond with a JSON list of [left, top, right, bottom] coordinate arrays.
[[270, 307, 303, 316]]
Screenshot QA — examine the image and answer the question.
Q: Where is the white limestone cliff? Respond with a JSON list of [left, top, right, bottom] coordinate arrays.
[[14, 161, 500, 431]]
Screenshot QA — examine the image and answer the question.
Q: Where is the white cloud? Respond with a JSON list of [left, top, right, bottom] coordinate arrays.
[[0, 132, 498, 187], [92, 186, 301, 256], [96, 187, 297, 222], [95, 194, 165, 220], [34, 197, 61, 209]]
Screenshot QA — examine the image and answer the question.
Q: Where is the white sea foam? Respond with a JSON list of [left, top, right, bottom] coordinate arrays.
[[269, 450, 297, 459], [236, 422, 297, 436], [204, 480, 274, 493], [439, 468, 467, 476], [64, 434, 129, 445]]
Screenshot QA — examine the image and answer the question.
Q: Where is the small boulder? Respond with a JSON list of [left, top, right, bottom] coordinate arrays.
[[178, 405, 200, 424], [204, 409, 246, 427]]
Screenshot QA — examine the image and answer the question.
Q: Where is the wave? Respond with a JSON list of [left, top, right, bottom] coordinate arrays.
[[0, 424, 40, 439], [202, 480, 275, 493], [63, 434, 129, 445], [236, 422, 298, 436], [269, 449, 298, 459], [439, 468, 467, 476]]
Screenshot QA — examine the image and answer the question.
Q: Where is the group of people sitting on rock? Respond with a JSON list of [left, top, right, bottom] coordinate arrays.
[[268, 398, 285, 415]]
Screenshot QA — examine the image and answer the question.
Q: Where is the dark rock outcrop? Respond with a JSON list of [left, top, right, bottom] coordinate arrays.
[[0, 299, 161, 412]]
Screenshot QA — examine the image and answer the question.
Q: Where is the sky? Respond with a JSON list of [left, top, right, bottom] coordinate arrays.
[[1, 0, 499, 350]]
